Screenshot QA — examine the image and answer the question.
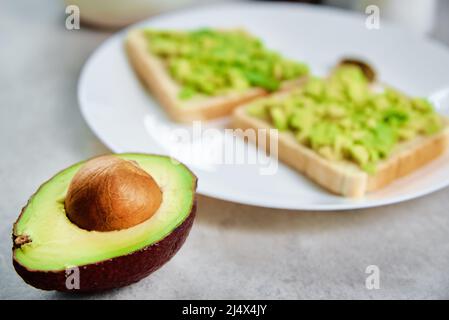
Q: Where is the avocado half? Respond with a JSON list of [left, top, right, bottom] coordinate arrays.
[[12, 154, 197, 292]]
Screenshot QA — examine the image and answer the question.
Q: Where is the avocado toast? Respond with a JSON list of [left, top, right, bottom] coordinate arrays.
[[232, 64, 449, 197], [126, 28, 309, 122]]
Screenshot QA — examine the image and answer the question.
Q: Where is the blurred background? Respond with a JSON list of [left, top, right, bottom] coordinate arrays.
[[64, 0, 448, 42]]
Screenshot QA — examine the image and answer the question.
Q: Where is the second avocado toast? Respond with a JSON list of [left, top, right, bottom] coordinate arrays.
[[232, 64, 449, 197]]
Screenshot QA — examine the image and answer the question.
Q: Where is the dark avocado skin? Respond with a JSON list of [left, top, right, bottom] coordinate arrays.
[[13, 202, 196, 292]]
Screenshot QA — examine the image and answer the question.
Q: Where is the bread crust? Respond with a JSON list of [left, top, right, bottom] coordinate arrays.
[[232, 97, 449, 197], [125, 29, 306, 122]]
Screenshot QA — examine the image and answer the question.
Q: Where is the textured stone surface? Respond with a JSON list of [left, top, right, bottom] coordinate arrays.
[[1, 0, 449, 299]]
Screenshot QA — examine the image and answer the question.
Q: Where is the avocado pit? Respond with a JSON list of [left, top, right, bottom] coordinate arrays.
[[64, 155, 162, 232]]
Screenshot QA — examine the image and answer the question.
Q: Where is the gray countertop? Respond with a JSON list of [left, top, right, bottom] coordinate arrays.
[[1, 0, 449, 300]]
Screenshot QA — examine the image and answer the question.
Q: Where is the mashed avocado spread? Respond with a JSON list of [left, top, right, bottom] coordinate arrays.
[[144, 29, 309, 99], [246, 65, 443, 173]]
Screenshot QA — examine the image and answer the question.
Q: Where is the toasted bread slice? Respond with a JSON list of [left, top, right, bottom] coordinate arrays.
[[232, 94, 449, 197], [125, 29, 307, 122]]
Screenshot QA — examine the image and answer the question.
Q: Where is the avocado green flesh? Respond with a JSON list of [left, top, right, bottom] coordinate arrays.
[[13, 154, 196, 271], [144, 28, 309, 99], [247, 65, 444, 173]]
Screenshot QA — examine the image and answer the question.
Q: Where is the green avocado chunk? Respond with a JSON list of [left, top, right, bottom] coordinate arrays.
[[144, 28, 309, 99], [13, 154, 196, 272], [246, 65, 444, 173]]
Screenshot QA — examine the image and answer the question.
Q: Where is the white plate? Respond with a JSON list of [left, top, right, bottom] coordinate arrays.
[[78, 2, 449, 210]]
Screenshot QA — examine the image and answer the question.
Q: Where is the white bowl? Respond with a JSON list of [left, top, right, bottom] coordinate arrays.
[[64, 0, 207, 28]]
